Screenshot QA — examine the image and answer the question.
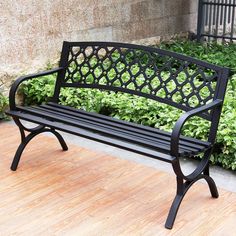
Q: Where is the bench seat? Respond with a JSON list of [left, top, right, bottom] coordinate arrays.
[[7, 102, 211, 163]]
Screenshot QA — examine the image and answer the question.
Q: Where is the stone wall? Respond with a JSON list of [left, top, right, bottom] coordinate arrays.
[[0, 0, 198, 93]]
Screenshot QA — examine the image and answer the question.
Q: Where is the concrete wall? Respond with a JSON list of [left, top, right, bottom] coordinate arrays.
[[0, 0, 198, 92]]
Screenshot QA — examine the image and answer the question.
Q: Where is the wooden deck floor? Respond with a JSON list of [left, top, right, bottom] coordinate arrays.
[[0, 123, 236, 235]]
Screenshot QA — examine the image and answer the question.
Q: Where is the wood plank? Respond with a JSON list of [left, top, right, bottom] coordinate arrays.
[[0, 122, 236, 235]]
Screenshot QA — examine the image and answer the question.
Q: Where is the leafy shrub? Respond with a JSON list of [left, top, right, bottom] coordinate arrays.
[[20, 41, 236, 170], [159, 40, 236, 73], [0, 92, 8, 120]]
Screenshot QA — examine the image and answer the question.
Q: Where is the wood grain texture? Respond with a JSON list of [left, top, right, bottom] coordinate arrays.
[[0, 123, 236, 236]]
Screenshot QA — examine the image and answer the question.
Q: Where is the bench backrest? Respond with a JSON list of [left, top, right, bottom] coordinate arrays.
[[53, 41, 229, 120]]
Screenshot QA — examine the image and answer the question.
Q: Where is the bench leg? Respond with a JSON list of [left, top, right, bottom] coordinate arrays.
[[165, 173, 218, 229], [165, 176, 186, 229], [49, 128, 68, 151], [11, 119, 68, 171]]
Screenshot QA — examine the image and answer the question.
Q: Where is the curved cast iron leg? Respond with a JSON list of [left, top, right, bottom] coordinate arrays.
[[165, 174, 219, 229], [203, 163, 218, 198], [11, 129, 68, 171], [165, 193, 184, 229], [165, 177, 186, 229], [202, 175, 219, 198], [49, 129, 68, 151], [11, 131, 42, 171]]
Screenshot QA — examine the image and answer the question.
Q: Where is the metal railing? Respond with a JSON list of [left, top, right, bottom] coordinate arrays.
[[197, 0, 236, 42]]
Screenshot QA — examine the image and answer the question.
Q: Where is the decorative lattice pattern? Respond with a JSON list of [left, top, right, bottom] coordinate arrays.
[[63, 44, 219, 110]]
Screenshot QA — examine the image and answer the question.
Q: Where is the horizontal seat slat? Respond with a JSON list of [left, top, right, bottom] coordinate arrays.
[[6, 110, 175, 163], [17, 106, 180, 155], [40, 104, 208, 151], [47, 102, 211, 147], [35, 106, 203, 154], [13, 104, 211, 157]]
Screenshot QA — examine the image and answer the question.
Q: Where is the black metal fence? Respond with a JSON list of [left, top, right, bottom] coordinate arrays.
[[197, 0, 236, 42]]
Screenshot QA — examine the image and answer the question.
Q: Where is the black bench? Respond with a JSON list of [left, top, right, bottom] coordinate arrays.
[[6, 41, 229, 229]]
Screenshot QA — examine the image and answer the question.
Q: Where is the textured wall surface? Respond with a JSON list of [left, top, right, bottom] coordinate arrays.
[[0, 0, 198, 90]]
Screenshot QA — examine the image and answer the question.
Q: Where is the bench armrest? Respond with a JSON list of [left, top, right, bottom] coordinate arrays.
[[9, 67, 64, 110], [170, 99, 223, 157]]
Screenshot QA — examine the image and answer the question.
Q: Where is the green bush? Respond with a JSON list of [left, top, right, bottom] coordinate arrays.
[[159, 40, 236, 73], [0, 92, 8, 120], [20, 41, 236, 170]]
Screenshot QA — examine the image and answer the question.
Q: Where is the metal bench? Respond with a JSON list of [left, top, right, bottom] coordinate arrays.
[[6, 41, 229, 229]]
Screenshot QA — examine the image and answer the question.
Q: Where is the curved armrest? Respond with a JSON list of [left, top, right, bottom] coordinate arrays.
[[170, 99, 223, 157], [9, 67, 64, 110]]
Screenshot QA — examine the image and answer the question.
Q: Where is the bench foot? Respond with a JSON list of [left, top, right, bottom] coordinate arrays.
[[165, 173, 218, 229], [11, 119, 68, 171], [49, 128, 68, 151], [11, 131, 40, 171], [202, 174, 219, 198], [165, 192, 183, 229]]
